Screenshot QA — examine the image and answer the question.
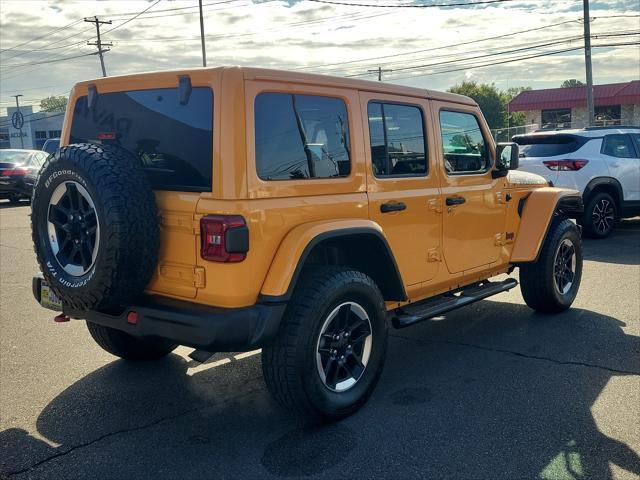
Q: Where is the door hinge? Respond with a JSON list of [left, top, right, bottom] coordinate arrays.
[[428, 198, 442, 214], [193, 266, 206, 288], [496, 191, 507, 204], [428, 247, 441, 262]]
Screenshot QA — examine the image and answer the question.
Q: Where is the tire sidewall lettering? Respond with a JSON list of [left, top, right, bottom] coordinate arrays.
[[39, 165, 98, 292]]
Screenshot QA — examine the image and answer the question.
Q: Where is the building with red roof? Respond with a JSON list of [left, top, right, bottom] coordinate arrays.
[[508, 80, 640, 130]]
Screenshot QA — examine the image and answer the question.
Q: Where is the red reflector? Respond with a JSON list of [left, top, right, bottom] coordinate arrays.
[[54, 313, 70, 323], [127, 311, 139, 325], [97, 132, 116, 140], [543, 159, 589, 171], [200, 215, 247, 262], [3, 168, 27, 176]]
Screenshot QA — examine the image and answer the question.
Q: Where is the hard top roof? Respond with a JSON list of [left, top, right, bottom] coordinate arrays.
[[73, 65, 476, 106]]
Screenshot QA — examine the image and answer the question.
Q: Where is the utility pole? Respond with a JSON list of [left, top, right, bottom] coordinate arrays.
[[84, 16, 113, 77], [199, 0, 207, 67], [12, 94, 24, 149], [368, 66, 393, 82], [582, 0, 595, 127]]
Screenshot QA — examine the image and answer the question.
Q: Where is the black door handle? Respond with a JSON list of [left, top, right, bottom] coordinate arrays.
[[380, 202, 407, 213], [446, 196, 466, 206]]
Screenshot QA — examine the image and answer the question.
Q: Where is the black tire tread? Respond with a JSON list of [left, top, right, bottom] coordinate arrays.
[[86, 321, 176, 361], [262, 266, 387, 419], [580, 191, 616, 239], [31, 144, 159, 310], [520, 218, 582, 313]]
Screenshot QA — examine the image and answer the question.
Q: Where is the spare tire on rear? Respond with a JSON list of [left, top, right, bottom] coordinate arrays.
[[31, 143, 159, 310]]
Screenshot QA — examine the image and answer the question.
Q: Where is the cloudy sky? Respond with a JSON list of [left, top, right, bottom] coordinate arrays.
[[0, 0, 638, 115]]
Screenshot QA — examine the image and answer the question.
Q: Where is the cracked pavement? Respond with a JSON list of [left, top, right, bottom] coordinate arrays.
[[1, 201, 639, 479]]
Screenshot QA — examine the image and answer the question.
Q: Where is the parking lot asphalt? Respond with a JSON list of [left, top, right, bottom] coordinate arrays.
[[1, 200, 639, 480]]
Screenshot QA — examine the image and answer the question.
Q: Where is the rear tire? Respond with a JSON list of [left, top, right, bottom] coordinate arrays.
[[581, 191, 616, 239], [520, 218, 583, 313], [86, 322, 177, 361], [262, 266, 388, 420]]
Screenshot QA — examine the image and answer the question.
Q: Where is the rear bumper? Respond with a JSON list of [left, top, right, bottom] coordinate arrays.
[[32, 276, 286, 352], [0, 180, 30, 198]]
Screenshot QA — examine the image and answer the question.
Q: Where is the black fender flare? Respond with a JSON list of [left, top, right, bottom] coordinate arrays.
[[259, 227, 407, 303]]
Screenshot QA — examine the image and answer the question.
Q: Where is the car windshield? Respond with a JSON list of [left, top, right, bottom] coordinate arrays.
[[515, 134, 585, 158], [0, 150, 34, 164]]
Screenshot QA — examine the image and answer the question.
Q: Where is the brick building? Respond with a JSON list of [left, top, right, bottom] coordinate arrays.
[[508, 80, 640, 130]]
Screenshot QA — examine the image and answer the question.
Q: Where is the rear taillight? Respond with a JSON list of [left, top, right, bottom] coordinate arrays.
[[200, 215, 249, 262], [543, 159, 589, 171], [2, 168, 28, 176]]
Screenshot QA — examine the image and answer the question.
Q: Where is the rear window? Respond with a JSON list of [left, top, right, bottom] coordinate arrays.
[[70, 87, 213, 191], [514, 134, 585, 158]]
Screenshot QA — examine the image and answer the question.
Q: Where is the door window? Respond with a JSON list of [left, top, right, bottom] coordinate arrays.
[[367, 102, 426, 177], [439, 110, 491, 174], [254, 93, 351, 180], [601, 134, 636, 158]]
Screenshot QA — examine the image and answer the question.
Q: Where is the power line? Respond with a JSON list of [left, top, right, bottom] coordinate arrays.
[[295, 18, 584, 72], [1, 52, 99, 68], [100, 0, 163, 37], [307, 0, 520, 7], [0, 19, 83, 53], [296, 14, 640, 74], [387, 41, 639, 81], [344, 31, 638, 77]]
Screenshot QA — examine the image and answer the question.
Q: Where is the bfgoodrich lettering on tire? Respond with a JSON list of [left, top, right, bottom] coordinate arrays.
[[262, 266, 388, 420], [31, 143, 159, 310]]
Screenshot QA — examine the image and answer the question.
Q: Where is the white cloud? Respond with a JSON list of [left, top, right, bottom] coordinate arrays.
[[0, 0, 638, 114]]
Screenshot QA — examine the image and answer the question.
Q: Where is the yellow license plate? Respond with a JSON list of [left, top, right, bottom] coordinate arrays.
[[40, 282, 62, 311]]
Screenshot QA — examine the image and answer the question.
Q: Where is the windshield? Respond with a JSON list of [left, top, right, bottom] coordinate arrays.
[[514, 134, 585, 158], [0, 150, 34, 165]]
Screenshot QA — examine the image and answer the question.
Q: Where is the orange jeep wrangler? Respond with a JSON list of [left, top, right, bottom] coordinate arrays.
[[31, 67, 583, 419]]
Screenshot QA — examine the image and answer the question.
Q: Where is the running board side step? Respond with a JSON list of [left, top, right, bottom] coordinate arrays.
[[391, 278, 518, 329]]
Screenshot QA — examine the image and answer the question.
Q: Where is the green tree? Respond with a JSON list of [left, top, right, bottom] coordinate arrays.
[[448, 81, 506, 129], [39, 95, 68, 112], [561, 79, 585, 88], [502, 86, 532, 127]]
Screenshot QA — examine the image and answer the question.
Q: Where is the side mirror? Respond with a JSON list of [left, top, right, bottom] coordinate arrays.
[[495, 142, 519, 171]]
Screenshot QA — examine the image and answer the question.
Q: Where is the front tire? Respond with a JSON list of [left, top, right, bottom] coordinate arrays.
[[262, 267, 388, 420], [581, 191, 616, 238], [86, 322, 177, 361], [520, 218, 583, 313]]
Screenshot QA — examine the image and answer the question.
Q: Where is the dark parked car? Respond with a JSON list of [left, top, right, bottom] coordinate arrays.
[[0, 149, 48, 203], [42, 138, 60, 155]]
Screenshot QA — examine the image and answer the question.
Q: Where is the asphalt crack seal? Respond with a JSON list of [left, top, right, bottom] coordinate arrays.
[[391, 333, 640, 376], [5, 384, 263, 477]]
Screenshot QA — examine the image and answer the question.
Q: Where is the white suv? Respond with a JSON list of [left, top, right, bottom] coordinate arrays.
[[514, 127, 640, 238]]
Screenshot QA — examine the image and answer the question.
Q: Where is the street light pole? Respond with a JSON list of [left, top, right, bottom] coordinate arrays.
[[12, 94, 24, 149], [583, 0, 595, 127], [199, 0, 207, 67]]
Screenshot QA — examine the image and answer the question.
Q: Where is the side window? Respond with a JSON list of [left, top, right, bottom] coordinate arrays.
[[255, 93, 351, 180], [602, 134, 636, 158], [367, 102, 427, 177], [439, 110, 492, 174]]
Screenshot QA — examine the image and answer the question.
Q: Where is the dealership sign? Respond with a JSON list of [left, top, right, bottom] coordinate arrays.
[[11, 110, 24, 129]]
